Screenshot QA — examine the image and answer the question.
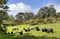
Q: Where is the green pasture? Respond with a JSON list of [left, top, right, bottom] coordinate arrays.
[[6, 23, 60, 38]]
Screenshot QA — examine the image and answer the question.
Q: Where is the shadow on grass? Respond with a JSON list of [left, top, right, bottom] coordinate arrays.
[[0, 34, 60, 39], [16, 33, 60, 39]]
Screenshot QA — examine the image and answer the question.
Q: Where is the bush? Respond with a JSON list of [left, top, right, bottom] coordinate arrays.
[[45, 18, 56, 24]]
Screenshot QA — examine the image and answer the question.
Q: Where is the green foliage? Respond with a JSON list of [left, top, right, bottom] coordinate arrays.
[[48, 8, 56, 17], [0, 0, 8, 4], [15, 12, 24, 24], [0, 0, 8, 34], [38, 5, 56, 19], [24, 12, 34, 20], [38, 6, 49, 19], [44, 17, 56, 23], [56, 12, 60, 18]]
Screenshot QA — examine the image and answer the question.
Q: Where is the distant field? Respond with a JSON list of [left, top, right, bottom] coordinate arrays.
[[7, 23, 60, 38]]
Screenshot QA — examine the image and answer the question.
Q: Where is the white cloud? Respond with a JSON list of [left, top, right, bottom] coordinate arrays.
[[45, 3, 60, 12], [54, 5, 60, 12], [8, 2, 60, 16], [32, 8, 40, 15], [8, 2, 39, 16]]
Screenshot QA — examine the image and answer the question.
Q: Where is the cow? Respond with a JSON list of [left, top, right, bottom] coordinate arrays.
[[11, 32, 13, 34], [24, 28, 31, 32], [7, 32, 10, 34], [46, 28, 53, 33], [35, 27, 40, 31], [42, 28, 53, 33], [42, 28, 47, 32], [13, 28, 16, 30], [19, 31, 23, 35], [13, 28, 18, 31], [31, 28, 34, 30]]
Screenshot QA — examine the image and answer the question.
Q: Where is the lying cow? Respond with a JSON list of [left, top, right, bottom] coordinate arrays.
[[7, 32, 10, 34], [35, 27, 40, 31], [46, 28, 53, 33], [19, 31, 23, 35], [42, 28, 53, 33], [31, 28, 34, 30], [42, 28, 47, 32], [13, 28, 18, 31], [24, 28, 31, 32]]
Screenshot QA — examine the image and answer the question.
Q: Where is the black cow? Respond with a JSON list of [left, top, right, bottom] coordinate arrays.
[[13, 28, 16, 30], [46, 28, 53, 33], [13, 28, 18, 31], [7, 32, 10, 34], [31, 28, 34, 30], [19, 31, 23, 35], [24, 28, 31, 32], [11, 32, 13, 34], [42, 28, 53, 33], [42, 28, 47, 32], [35, 27, 40, 31]]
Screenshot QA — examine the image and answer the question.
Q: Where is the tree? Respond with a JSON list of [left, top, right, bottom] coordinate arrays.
[[6, 15, 15, 25], [24, 12, 34, 20], [48, 5, 56, 17], [56, 12, 60, 18], [15, 12, 24, 24], [38, 6, 49, 19], [0, 0, 9, 34], [0, 0, 8, 4], [9, 15, 14, 21]]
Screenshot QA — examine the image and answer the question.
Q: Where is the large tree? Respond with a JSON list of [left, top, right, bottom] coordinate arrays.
[[24, 12, 34, 20], [38, 6, 49, 19], [38, 5, 56, 19], [0, 0, 9, 34], [15, 12, 24, 24], [48, 5, 56, 17]]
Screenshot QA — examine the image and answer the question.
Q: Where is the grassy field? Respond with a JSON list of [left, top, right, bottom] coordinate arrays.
[[6, 23, 60, 39]]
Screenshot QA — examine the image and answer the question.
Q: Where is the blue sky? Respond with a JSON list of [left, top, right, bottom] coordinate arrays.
[[7, 0, 60, 16]]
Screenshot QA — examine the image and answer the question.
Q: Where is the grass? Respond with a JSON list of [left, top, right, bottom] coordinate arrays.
[[6, 23, 60, 39]]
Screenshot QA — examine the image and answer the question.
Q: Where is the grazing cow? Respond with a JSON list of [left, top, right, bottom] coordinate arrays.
[[42, 28, 47, 32], [11, 32, 13, 34], [31, 28, 34, 30], [24, 28, 31, 32], [27, 28, 30, 31], [13, 28, 18, 31], [46, 28, 53, 33], [7, 32, 10, 34], [19, 31, 23, 35], [13, 28, 16, 30], [35, 27, 40, 31]]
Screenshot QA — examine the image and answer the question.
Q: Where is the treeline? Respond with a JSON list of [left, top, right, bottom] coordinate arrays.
[[0, 1, 60, 26], [5, 5, 60, 25]]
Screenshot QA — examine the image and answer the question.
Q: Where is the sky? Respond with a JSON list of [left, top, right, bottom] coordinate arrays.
[[7, 0, 60, 16]]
